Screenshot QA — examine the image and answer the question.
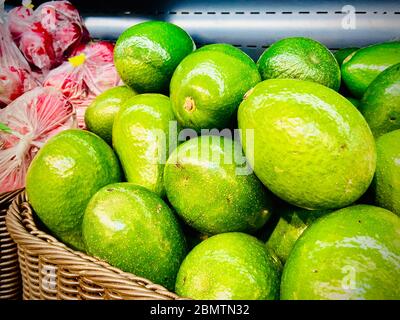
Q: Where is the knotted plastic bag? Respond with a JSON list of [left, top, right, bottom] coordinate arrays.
[[0, 12, 37, 107], [8, 0, 89, 72], [0, 87, 76, 193], [43, 41, 121, 128]]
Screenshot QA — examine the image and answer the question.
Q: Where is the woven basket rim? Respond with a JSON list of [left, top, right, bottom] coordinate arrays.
[[6, 190, 183, 300]]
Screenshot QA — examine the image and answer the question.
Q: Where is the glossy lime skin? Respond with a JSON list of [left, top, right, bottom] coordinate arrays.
[[371, 130, 400, 216], [342, 41, 400, 98], [114, 21, 195, 93], [359, 63, 400, 137], [85, 86, 137, 144], [175, 232, 281, 300], [238, 79, 376, 210], [266, 204, 333, 263], [170, 44, 261, 131], [257, 37, 341, 91], [82, 183, 186, 291], [334, 47, 358, 66], [113, 94, 177, 197], [281, 205, 400, 300], [26, 129, 121, 251], [164, 135, 273, 235]]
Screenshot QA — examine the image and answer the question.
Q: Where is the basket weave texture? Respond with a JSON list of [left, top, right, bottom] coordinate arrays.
[[0, 189, 23, 300], [6, 190, 184, 300]]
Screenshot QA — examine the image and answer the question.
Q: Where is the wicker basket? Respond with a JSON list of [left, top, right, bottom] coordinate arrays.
[[6, 191, 184, 300], [0, 189, 23, 300]]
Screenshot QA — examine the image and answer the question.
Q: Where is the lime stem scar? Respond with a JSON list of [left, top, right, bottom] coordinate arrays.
[[184, 97, 196, 113]]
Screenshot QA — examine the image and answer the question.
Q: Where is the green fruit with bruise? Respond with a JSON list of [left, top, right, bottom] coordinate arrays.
[[82, 183, 186, 291], [164, 135, 273, 234], [238, 79, 376, 210], [281, 205, 400, 300], [175, 232, 282, 300]]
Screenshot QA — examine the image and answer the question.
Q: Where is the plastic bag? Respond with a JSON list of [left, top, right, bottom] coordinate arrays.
[[8, 0, 89, 72], [0, 87, 76, 193], [43, 41, 121, 128], [0, 17, 37, 107]]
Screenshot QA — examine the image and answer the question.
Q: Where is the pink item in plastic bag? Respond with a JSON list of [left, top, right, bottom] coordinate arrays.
[[7, 4, 33, 41], [43, 41, 121, 128], [8, 0, 89, 71], [0, 21, 37, 107], [0, 87, 76, 193]]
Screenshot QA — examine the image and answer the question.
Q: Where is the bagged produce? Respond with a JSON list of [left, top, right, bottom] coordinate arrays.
[[8, 0, 89, 71], [43, 41, 121, 128], [0, 16, 37, 107], [0, 87, 76, 193]]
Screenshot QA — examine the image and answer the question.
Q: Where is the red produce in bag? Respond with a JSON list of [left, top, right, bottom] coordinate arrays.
[[0, 18, 37, 107], [43, 41, 122, 128], [0, 87, 76, 193], [8, 0, 89, 71]]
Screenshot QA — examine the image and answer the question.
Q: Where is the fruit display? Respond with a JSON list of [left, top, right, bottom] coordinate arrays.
[[0, 87, 76, 193], [1, 1, 400, 301]]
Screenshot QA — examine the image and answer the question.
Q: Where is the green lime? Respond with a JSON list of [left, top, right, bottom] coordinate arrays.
[[238, 79, 376, 210], [175, 232, 281, 300], [82, 183, 186, 290], [113, 93, 177, 197], [164, 135, 274, 235], [359, 63, 400, 137], [85, 86, 137, 144], [341, 41, 400, 98], [334, 47, 358, 66], [266, 204, 333, 263], [371, 130, 400, 216], [26, 129, 121, 250], [257, 37, 341, 90], [170, 43, 261, 131], [114, 21, 195, 93], [281, 205, 400, 300]]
